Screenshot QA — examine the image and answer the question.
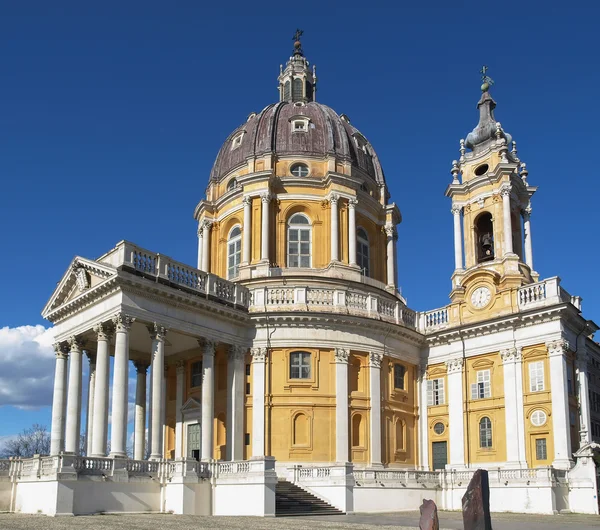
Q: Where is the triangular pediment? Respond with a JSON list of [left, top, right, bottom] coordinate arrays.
[[181, 397, 202, 412], [42, 257, 117, 319]]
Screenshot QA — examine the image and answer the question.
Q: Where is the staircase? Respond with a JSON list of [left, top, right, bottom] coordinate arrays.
[[275, 479, 344, 516]]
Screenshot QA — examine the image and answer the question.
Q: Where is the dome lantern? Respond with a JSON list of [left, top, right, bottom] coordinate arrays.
[[278, 29, 317, 103]]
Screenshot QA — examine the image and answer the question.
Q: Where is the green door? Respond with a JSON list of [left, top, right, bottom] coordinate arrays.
[[187, 423, 201, 461], [432, 441, 447, 470]]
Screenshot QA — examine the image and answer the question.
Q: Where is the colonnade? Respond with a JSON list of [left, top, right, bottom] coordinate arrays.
[[196, 190, 399, 290]]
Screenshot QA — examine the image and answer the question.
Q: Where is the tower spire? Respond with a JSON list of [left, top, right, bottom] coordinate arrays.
[[278, 30, 316, 103]]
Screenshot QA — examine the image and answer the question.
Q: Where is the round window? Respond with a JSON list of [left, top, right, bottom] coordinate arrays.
[[291, 163, 309, 177], [474, 163, 489, 176], [433, 422, 445, 435], [531, 410, 547, 427]]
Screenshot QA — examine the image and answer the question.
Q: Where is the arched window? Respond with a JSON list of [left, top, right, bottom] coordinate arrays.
[[226, 178, 237, 192], [475, 213, 494, 263], [357, 227, 370, 276], [283, 80, 291, 101], [292, 78, 303, 101], [287, 214, 311, 267], [479, 417, 492, 448], [227, 226, 242, 279]]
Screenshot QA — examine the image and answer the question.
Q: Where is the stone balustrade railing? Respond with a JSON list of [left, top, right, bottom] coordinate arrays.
[[250, 285, 417, 329], [100, 240, 250, 310], [419, 276, 582, 334]]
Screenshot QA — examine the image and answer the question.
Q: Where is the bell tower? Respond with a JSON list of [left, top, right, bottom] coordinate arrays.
[[445, 68, 538, 322]]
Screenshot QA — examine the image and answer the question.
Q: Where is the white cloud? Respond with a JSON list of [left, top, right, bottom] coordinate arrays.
[[0, 325, 55, 408]]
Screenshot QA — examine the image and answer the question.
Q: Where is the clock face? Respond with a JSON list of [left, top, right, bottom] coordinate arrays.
[[471, 286, 492, 309]]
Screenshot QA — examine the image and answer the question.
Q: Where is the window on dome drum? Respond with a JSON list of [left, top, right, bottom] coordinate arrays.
[[393, 363, 406, 390], [471, 370, 491, 399], [227, 178, 237, 192], [357, 228, 370, 277], [529, 361, 544, 392], [305, 80, 313, 101], [475, 212, 494, 263], [287, 213, 311, 267], [536, 438, 547, 460], [427, 378, 445, 406], [190, 361, 203, 388], [231, 134, 243, 150], [290, 163, 309, 177], [290, 351, 311, 379], [227, 226, 242, 279], [283, 81, 291, 101], [292, 78, 303, 101], [293, 120, 307, 132], [479, 417, 493, 448]]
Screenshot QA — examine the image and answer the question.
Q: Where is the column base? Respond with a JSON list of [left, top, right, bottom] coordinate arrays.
[[109, 452, 128, 459], [552, 458, 575, 470]]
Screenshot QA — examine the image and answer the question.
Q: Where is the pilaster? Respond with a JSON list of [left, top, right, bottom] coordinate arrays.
[[368, 352, 383, 467], [501, 347, 527, 467], [445, 357, 465, 468], [335, 348, 350, 463]]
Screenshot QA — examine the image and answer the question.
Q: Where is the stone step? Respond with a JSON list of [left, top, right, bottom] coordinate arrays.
[[275, 479, 344, 517]]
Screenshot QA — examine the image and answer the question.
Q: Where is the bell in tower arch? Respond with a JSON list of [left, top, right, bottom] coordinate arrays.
[[475, 212, 495, 263]]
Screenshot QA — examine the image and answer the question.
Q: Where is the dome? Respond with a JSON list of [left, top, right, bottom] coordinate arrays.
[[209, 102, 386, 185]]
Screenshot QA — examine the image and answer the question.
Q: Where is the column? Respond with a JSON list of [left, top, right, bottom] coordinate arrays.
[[161, 364, 167, 457], [330, 194, 339, 262], [226, 346, 245, 461], [368, 352, 383, 467], [445, 358, 465, 467], [149, 323, 167, 460], [65, 336, 84, 454], [174, 361, 185, 459], [348, 198, 358, 266], [451, 205, 464, 270], [242, 196, 252, 264], [260, 192, 271, 262], [500, 185, 513, 255], [523, 206, 534, 269], [335, 348, 350, 463], [85, 352, 96, 456], [251, 348, 267, 457], [92, 323, 111, 457], [418, 364, 429, 470], [197, 225, 203, 270], [201, 220, 212, 272], [547, 339, 573, 469], [201, 340, 216, 461], [385, 225, 396, 288], [147, 365, 153, 460], [133, 361, 148, 460], [110, 313, 134, 457], [501, 348, 527, 467], [50, 343, 69, 456], [577, 343, 591, 446]]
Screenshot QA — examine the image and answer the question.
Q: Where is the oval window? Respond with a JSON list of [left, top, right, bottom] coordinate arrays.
[[474, 164, 489, 176], [291, 163, 309, 177], [531, 410, 547, 427], [433, 422, 445, 435]]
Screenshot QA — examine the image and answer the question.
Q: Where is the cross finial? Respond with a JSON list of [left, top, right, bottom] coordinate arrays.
[[480, 65, 494, 92], [293, 29, 304, 42], [292, 29, 304, 55]]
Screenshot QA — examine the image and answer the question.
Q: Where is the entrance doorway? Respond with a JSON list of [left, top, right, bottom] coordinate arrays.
[[432, 441, 447, 470], [187, 423, 201, 461]]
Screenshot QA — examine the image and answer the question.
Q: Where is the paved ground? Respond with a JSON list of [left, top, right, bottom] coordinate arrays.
[[0, 511, 599, 530]]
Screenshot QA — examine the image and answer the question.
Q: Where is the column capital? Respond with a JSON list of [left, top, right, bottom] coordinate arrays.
[[260, 192, 272, 203], [251, 347, 268, 363], [547, 339, 570, 357], [500, 184, 512, 198], [228, 345, 246, 361], [500, 347, 522, 364], [451, 204, 462, 216], [445, 357, 464, 374], [68, 336, 85, 352], [175, 360, 185, 375], [113, 313, 135, 332], [242, 195, 253, 206], [148, 322, 168, 341], [334, 348, 350, 364], [384, 224, 397, 240], [53, 342, 69, 359], [521, 204, 532, 218], [348, 197, 358, 208], [199, 339, 217, 357], [93, 322, 113, 341], [368, 351, 383, 369], [197, 225, 204, 238], [417, 363, 428, 383], [330, 193, 340, 205], [133, 360, 149, 374]]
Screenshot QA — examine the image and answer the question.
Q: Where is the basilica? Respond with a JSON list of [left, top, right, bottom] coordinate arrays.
[[2, 37, 599, 517]]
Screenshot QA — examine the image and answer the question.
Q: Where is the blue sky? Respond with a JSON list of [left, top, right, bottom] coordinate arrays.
[[1, 3, 599, 437]]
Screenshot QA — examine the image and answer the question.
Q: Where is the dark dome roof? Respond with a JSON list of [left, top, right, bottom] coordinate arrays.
[[209, 101, 385, 184]]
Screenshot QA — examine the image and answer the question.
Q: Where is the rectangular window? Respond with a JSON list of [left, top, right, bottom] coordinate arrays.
[[227, 238, 241, 279], [290, 352, 311, 379], [536, 438, 547, 460], [190, 361, 202, 388], [244, 433, 250, 446], [427, 378, 445, 406], [567, 364, 574, 395], [246, 364, 251, 376], [246, 382, 251, 395], [394, 364, 406, 390], [470, 370, 491, 400], [529, 361, 545, 392]]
